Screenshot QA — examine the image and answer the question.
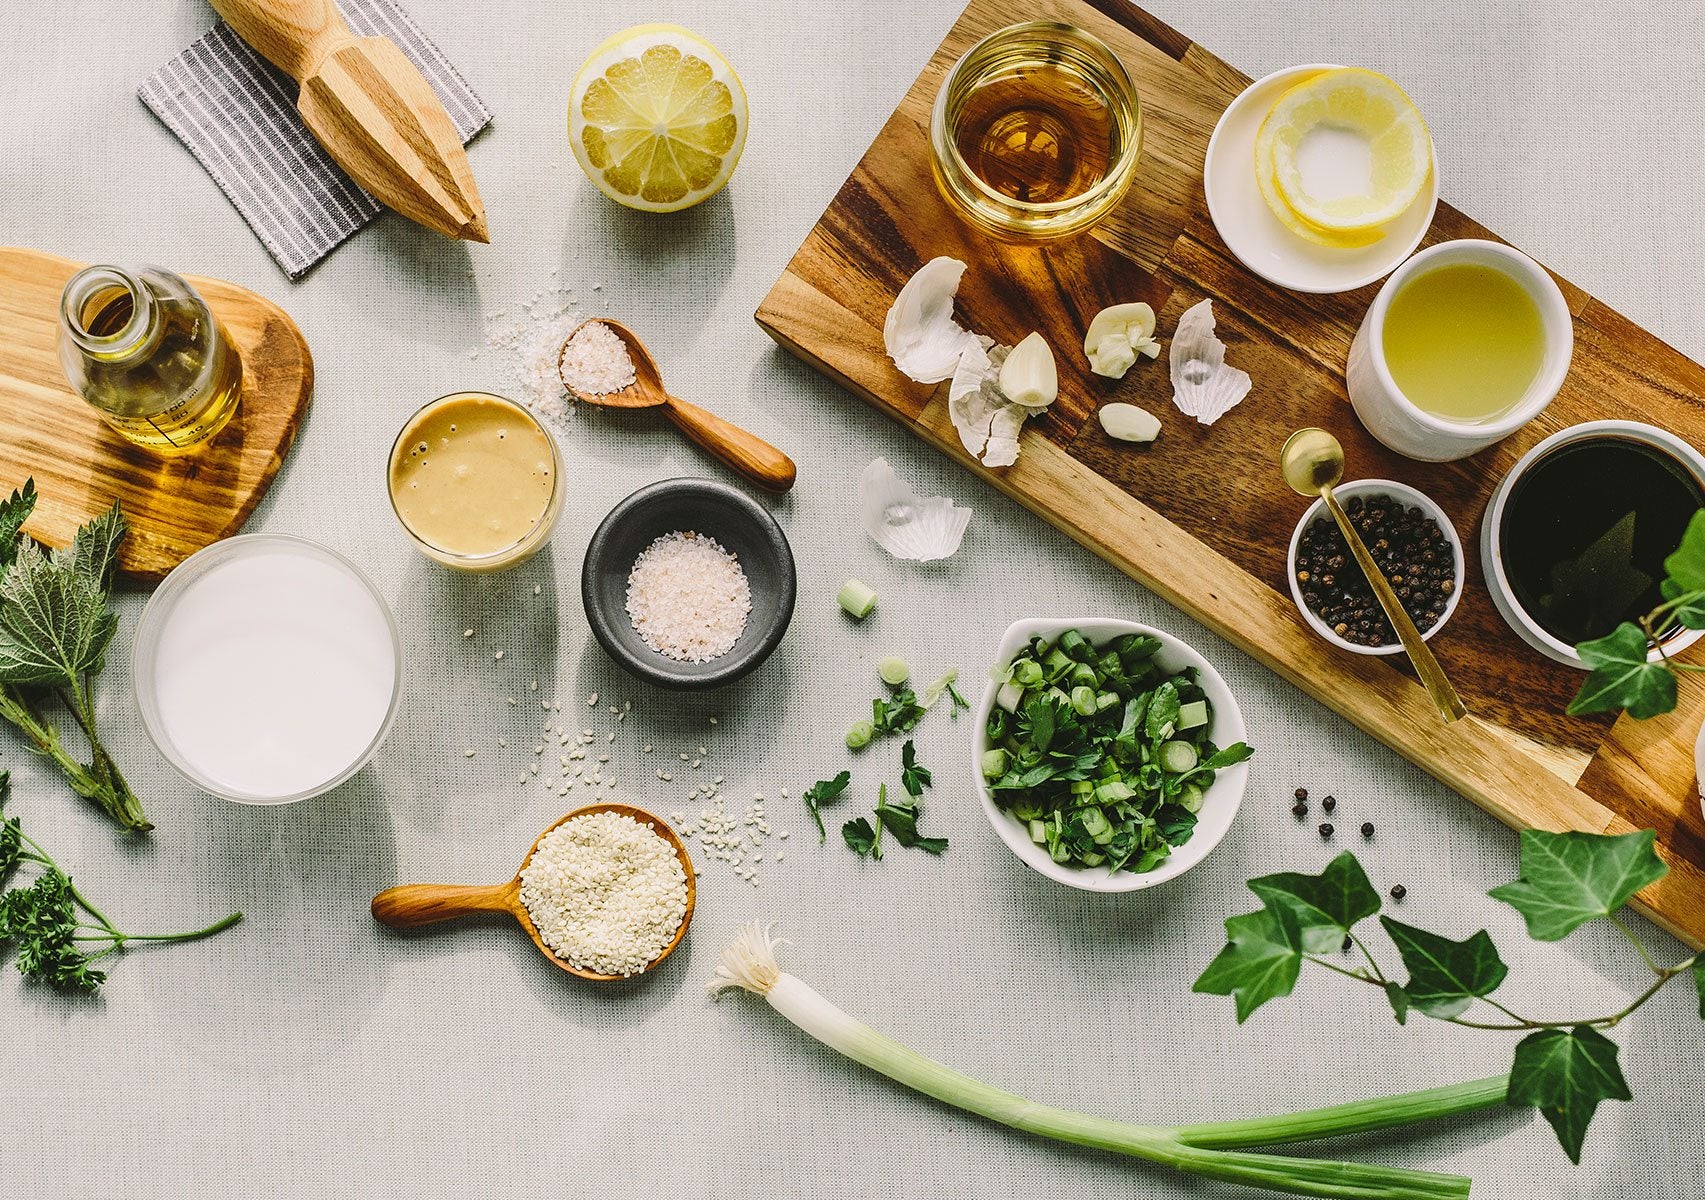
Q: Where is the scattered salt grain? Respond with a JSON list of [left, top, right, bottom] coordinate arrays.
[[624, 531, 752, 663]]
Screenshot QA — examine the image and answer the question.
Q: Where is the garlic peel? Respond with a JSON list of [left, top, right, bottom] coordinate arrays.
[[858, 458, 971, 561], [883, 256, 978, 384], [998, 331, 1058, 408], [1168, 299, 1251, 426]]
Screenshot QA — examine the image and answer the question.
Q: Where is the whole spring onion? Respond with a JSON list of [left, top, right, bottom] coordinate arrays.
[[709, 923, 1507, 1199]]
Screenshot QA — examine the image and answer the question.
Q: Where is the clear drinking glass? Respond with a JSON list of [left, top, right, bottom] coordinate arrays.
[[928, 22, 1143, 241]]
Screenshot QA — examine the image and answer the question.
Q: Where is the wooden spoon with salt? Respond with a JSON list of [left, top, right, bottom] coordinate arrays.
[[560, 319, 797, 493], [370, 802, 695, 981]]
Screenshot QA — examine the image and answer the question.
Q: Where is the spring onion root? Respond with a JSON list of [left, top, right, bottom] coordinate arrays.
[[838, 579, 877, 620], [709, 922, 1503, 1200]]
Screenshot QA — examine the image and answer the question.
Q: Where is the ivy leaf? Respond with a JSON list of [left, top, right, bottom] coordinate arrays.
[[1659, 578, 1705, 630], [1379, 917, 1509, 1018], [1488, 829, 1669, 941], [1248, 851, 1382, 954], [801, 771, 851, 844], [1384, 981, 1411, 1026], [1565, 623, 1675, 719], [1660, 510, 1705, 591], [0, 479, 38, 571], [1508, 1025, 1631, 1163], [1193, 903, 1304, 1022]]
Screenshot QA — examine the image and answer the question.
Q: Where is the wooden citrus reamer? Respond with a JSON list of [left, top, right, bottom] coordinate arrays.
[[210, 0, 489, 242]]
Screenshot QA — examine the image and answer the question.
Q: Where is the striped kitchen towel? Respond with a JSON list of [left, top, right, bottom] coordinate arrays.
[[139, 0, 491, 279]]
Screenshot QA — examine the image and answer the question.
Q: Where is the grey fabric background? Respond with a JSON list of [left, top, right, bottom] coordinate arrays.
[[3, 2, 1703, 1197]]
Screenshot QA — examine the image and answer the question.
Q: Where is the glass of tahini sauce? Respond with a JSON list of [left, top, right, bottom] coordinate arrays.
[[387, 392, 564, 571]]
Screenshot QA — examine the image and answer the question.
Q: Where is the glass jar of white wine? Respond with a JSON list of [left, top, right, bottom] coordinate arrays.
[[57, 265, 242, 455]]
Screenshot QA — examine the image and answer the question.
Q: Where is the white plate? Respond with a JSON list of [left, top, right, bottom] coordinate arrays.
[[1203, 63, 1440, 295]]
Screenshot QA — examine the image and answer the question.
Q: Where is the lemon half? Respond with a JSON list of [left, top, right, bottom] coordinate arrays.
[[1258, 68, 1430, 236], [569, 25, 748, 212]]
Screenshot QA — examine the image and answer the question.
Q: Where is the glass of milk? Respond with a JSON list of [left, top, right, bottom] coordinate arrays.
[[132, 535, 402, 804]]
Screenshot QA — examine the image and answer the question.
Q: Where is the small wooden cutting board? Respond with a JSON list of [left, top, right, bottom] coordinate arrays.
[[0, 247, 313, 584]]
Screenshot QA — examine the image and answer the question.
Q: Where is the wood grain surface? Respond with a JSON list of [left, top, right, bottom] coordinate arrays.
[[755, 0, 1705, 945], [0, 247, 313, 584]]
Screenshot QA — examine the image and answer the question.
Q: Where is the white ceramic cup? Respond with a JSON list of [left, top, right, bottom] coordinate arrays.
[[1347, 239, 1573, 462], [1480, 420, 1705, 667]]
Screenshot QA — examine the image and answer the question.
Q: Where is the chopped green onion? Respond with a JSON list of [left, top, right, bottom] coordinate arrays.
[[1070, 685, 1098, 716], [845, 719, 875, 750], [878, 656, 910, 686], [981, 748, 1010, 778], [837, 579, 877, 620]]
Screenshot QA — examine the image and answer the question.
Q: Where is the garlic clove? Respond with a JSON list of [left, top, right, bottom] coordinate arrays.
[[1083, 302, 1158, 380], [1098, 402, 1161, 443], [999, 331, 1058, 409]]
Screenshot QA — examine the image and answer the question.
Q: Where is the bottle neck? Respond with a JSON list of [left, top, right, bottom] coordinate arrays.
[[60, 266, 160, 362]]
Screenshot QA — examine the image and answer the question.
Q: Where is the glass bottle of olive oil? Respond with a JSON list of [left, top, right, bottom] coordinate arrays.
[[56, 265, 242, 455]]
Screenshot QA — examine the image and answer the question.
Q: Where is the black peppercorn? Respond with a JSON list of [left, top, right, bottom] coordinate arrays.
[[1319, 823, 1333, 839], [1361, 822, 1375, 838], [1322, 795, 1336, 813], [1292, 496, 1457, 648], [1294, 788, 1307, 801], [1390, 884, 1407, 901], [1292, 802, 1308, 818], [1342, 935, 1353, 952]]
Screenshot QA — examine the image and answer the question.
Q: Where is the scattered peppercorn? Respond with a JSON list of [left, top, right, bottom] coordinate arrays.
[[1319, 823, 1334, 839], [1361, 821, 1375, 838], [1342, 935, 1353, 952], [1294, 495, 1455, 648], [1294, 787, 1308, 801], [1322, 795, 1336, 813], [1390, 884, 1407, 901], [1291, 801, 1308, 818]]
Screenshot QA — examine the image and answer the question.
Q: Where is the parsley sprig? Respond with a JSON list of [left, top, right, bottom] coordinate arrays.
[[0, 482, 148, 831], [0, 772, 240, 993]]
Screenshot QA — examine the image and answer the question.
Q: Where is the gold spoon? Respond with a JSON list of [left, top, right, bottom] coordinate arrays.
[[1280, 428, 1467, 724], [370, 802, 695, 981], [560, 319, 797, 493]]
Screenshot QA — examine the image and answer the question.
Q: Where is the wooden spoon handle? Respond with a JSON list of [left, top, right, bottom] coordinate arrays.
[[210, 0, 358, 81], [663, 396, 797, 493], [371, 881, 518, 928]]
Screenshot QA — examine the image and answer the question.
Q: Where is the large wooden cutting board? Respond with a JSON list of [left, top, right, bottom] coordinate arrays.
[[0, 247, 313, 584], [756, 0, 1705, 946]]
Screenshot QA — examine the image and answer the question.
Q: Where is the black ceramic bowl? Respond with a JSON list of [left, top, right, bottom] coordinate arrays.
[[582, 478, 796, 690]]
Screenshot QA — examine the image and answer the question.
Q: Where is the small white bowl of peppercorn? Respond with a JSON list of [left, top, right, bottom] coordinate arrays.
[[1286, 479, 1465, 656]]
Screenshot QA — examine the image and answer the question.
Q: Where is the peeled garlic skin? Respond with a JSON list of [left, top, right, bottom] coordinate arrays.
[[999, 331, 1058, 408]]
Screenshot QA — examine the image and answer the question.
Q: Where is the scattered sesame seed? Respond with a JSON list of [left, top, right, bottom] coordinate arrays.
[[534, 584, 542, 595], [463, 629, 474, 639], [495, 651, 505, 661], [587, 693, 599, 706], [464, 750, 475, 758], [643, 745, 654, 753]]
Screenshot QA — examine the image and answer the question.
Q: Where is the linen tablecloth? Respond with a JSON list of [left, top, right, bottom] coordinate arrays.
[[2, 2, 1701, 1196]]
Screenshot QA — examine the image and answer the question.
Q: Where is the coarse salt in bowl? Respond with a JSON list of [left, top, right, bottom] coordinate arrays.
[[1285, 479, 1465, 657], [972, 618, 1250, 893]]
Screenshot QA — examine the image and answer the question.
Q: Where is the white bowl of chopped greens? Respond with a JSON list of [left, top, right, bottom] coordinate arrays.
[[974, 619, 1252, 892]]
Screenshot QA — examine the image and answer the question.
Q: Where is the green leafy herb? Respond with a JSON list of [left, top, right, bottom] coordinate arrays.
[[1508, 1026, 1632, 1164], [802, 771, 852, 844], [899, 739, 931, 798], [874, 783, 948, 855], [1379, 918, 1508, 1019], [870, 686, 926, 738], [0, 773, 238, 992], [1488, 829, 1668, 941], [1566, 510, 1705, 719], [0, 486, 148, 831], [1196, 832, 1701, 1161], [842, 815, 880, 859]]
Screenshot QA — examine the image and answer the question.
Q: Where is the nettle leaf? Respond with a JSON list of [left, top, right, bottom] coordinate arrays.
[[1248, 852, 1382, 954], [1566, 623, 1675, 718], [1193, 904, 1304, 1022], [1660, 509, 1705, 591], [1508, 1025, 1631, 1164], [63, 502, 124, 593], [0, 479, 38, 570], [1659, 578, 1705, 630], [1379, 917, 1509, 1018], [0, 540, 119, 685], [1489, 828, 1669, 941]]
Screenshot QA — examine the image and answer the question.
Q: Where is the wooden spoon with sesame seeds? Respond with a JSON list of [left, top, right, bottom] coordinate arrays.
[[559, 319, 797, 493], [370, 801, 695, 982]]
